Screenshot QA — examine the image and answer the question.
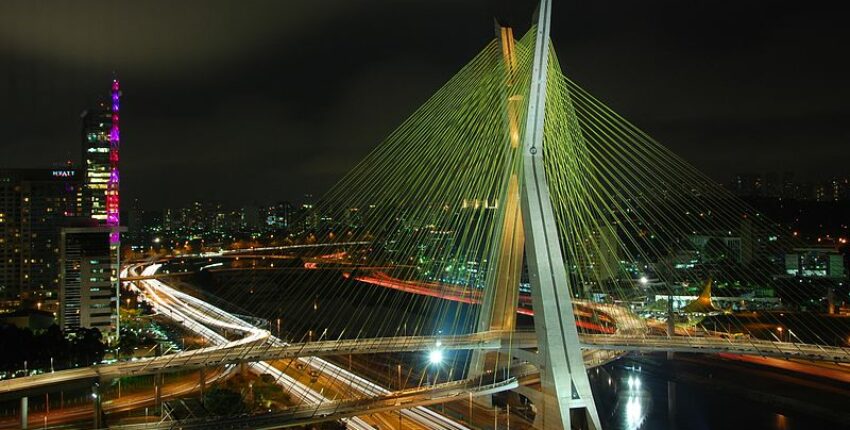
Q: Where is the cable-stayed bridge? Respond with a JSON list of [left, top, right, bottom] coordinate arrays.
[[4, 0, 850, 428]]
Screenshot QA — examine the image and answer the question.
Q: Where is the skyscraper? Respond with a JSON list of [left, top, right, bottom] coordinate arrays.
[[0, 168, 82, 313], [81, 106, 112, 223], [59, 79, 123, 343], [81, 79, 121, 233]]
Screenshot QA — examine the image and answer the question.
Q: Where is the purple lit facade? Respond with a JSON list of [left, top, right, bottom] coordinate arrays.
[[107, 80, 120, 244]]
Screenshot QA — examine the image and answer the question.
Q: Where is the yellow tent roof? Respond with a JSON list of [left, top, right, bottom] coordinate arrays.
[[681, 278, 720, 313]]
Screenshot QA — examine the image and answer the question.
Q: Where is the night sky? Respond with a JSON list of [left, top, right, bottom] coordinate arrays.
[[1, 0, 847, 209]]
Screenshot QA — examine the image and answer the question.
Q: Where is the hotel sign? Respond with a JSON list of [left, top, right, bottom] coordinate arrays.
[[51, 170, 76, 178]]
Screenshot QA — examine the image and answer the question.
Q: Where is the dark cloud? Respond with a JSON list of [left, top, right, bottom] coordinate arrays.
[[1, 0, 847, 209]]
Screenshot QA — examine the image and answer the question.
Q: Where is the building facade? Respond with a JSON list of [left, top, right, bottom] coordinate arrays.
[[80, 106, 113, 223], [59, 226, 122, 343], [785, 247, 846, 279], [0, 168, 82, 312]]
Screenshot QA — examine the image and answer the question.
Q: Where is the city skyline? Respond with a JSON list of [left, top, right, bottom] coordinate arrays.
[[1, 2, 850, 429], [1, 0, 849, 209]]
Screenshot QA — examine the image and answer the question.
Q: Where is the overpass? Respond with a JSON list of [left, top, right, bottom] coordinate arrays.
[[110, 374, 520, 430], [5, 327, 850, 402]]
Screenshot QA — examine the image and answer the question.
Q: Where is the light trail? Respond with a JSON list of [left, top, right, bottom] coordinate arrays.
[[352, 272, 618, 333], [133, 263, 469, 429], [131, 264, 370, 428]]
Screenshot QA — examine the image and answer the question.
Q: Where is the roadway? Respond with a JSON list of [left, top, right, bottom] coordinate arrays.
[[107, 376, 518, 429], [5, 328, 850, 403], [130, 263, 470, 429], [0, 368, 231, 430], [5, 259, 850, 428], [127, 263, 376, 430]]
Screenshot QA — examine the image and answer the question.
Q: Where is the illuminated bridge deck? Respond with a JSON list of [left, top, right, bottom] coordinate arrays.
[[3, 330, 850, 400]]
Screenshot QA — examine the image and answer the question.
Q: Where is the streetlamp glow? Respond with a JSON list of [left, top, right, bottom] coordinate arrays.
[[428, 349, 444, 365]]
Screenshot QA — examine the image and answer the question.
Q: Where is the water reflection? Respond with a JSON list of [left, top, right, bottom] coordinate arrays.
[[591, 357, 841, 430], [776, 414, 788, 430], [622, 370, 648, 430], [625, 396, 644, 429]]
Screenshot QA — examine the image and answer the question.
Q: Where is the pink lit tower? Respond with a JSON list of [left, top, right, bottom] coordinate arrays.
[[81, 78, 122, 234], [107, 79, 121, 243], [73, 77, 124, 345]]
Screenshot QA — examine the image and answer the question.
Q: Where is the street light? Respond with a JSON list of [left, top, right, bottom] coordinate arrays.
[[428, 349, 443, 366], [427, 348, 444, 387]]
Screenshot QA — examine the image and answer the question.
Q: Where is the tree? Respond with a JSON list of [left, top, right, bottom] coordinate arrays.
[[69, 328, 105, 366]]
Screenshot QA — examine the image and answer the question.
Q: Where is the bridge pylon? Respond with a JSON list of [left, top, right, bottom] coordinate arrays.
[[473, 1, 601, 429]]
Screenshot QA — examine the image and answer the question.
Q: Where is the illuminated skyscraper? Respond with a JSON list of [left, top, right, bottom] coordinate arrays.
[[70, 79, 122, 343], [81, 107, 111, 222], [81, 79, 121, 234]]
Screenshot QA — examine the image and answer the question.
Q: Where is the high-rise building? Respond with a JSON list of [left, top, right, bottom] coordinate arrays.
[[0, 168, 82, 311], [81, 79, 121, 235], [81, 106, 113, 223], [266, 201, 294, 229], [59, 225, 123, 343], [64, 79, 123, 343]]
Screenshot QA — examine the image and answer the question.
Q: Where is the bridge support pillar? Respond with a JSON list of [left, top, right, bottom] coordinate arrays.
[[20, 396, 28, 430]]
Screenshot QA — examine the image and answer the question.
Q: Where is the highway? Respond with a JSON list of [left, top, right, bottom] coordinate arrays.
[[130, 263, 470, 429], [5, 326, 850, 404], [0, 368, 232, 429], [5, 318, 850, 405], [127, 264, 376, 430], [107, 376, 518, 429], [4, 258, 850, 429]]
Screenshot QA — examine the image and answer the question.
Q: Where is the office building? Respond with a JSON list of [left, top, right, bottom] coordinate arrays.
[[59, 225, 124, 343]]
